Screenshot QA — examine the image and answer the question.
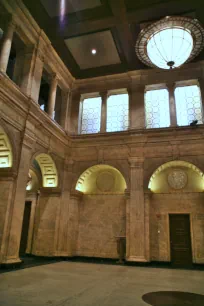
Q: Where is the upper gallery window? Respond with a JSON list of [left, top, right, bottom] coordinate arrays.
[[79, 96, 102, 134], [175, 85, 203, 126], [106, 92, 129, 132], [145, 88, 170, 128]]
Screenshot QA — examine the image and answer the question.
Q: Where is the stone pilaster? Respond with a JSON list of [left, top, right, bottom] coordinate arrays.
[[20, 45, 36, 97], [0, 19, 16, 73], [0, 134, 35, 265], [198, 77, 204, 122], [60, 90, 71, 131], [68, 190, 83, 256], [30, 47, 44, 103], [127, 157, 148, 262], [144, 191, 151, 262], [0, 170, 16, 263], [124, 189, 130, 258], [12, 49, 25, 86], [71, 91, 81, 135], [167, 82, 177, 127], [129, 85, 145, 129], [100, 91, 107, 133], [47, 74, 58, 119], [54, 159, 74, 256]]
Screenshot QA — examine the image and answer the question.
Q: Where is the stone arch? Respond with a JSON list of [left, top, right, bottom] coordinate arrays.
[[0, 125, 13, 168], [34, 153, 58, 188], [75, 164, 127, 194], [148, 160, 204, 193]]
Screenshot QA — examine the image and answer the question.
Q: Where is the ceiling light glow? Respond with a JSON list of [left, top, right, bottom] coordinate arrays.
[[91, 49, 97, 55], [60, 0, 66, 26]]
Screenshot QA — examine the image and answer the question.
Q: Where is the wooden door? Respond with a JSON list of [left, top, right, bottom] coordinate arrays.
[[19, 201, 32, 256], [169, 214, 192, 267]]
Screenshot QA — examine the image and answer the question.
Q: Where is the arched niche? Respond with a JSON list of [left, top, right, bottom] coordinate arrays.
[[148, 160, 204, 193], [76, 164, 127, 194], [0, 126, 13, 168], [35, 154, 58, 188]]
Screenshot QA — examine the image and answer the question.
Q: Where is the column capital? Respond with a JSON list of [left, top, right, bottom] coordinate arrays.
[[124, 188, 130, 199], [166, 82, 176, 90], [128, 157, 144, 168], [50, 73, 59, 83], [99, 91, 107, 99]]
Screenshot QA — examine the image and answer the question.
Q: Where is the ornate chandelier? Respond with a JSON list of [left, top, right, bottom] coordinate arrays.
[[136, 16, 204, 70]]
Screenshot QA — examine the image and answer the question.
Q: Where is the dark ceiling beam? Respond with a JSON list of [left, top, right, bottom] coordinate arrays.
[[61, 0, 198, 38], [108, 0, 139, 69], [56, 16, 119, 38], [128, 0, 198, 23]]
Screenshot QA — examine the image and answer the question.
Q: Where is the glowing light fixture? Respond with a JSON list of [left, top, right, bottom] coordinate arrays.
[[91, 49, 97, 55], [136, 16, 204, 70]]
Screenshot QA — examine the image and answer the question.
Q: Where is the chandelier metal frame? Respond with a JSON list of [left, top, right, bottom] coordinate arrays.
[[136, 16, 204, 69]]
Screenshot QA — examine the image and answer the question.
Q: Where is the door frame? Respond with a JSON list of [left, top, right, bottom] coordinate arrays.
[[168, 213, 195, 264], [24, 193, 38, 254]]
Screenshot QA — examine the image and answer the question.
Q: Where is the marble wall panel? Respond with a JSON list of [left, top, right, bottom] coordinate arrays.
[[77, 195, 126, 258]]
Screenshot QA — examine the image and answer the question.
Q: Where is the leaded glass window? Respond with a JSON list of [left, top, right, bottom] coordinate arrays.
[[80, 97, 102, 134], [106, 94, 129, 132], [145, 89, 170, 128], [175, 85, 203, 126]]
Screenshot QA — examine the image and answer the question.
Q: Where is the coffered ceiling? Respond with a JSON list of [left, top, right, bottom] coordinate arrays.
[[23, 0, 204, 79]]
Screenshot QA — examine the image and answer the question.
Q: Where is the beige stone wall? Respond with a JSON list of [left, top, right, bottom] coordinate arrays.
[[150, 193, 204, 264], [0, 180, 13, 249], [1, 0, 204, 265], [77, 195, 126, 258], [32, 193, 61, 256]]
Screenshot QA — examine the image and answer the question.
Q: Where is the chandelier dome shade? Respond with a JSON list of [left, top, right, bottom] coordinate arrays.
[[136, 16, 204, 70]]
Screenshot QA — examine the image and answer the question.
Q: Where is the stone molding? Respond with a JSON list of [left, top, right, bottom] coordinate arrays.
[[128, 157, 144, 168], [70, 190, 83, 200], [39, 187, 61, 196]]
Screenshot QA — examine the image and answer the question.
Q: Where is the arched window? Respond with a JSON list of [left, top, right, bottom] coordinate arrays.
[[175, 84, 203, 126]]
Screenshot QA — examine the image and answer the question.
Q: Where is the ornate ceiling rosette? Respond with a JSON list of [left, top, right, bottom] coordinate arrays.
[[136, 16, 204, 70]]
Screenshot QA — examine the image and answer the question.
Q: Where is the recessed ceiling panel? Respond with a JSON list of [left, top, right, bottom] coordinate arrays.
[[41, 0, 102, 17], [64, 31, 121, 69]]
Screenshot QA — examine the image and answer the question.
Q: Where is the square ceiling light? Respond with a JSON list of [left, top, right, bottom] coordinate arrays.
[[64, 30, 121, 69]]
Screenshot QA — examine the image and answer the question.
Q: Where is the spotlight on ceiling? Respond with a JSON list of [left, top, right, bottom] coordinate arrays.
[[136, 16, 204, 70], [91, 49, 97, 55]]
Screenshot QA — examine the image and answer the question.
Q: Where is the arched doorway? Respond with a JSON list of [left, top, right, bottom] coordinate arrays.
[[75, 164, 127, 259], [148, 160, 204, 267]]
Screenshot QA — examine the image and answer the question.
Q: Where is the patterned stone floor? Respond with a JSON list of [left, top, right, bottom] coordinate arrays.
[[0, 262, 204, 306]]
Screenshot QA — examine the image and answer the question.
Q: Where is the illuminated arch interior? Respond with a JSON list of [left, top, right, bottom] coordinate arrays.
[[26, 169, 40, 191], [35, 154, 58, 188], [149, 160, 204, 193], [76, 164, 127, 194], [0, 126, 13, 168]]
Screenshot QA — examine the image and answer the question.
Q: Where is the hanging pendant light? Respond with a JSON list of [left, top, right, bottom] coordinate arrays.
[[136, 16, 204, 70]]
